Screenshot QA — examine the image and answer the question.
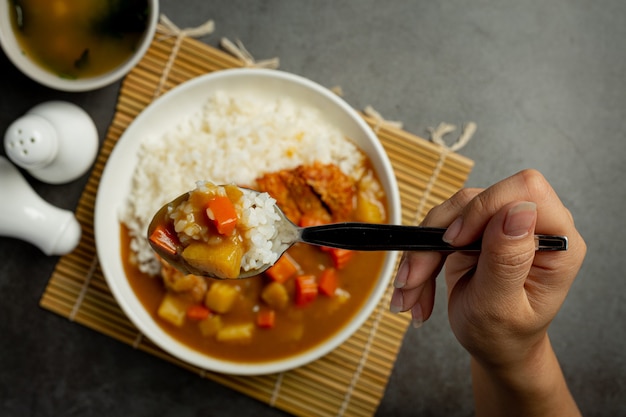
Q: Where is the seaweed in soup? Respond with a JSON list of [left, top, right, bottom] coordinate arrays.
[[94, 0, 150, 38]]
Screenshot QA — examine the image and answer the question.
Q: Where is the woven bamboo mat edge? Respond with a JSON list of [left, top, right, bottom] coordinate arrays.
[[39, 23, 474, 417]]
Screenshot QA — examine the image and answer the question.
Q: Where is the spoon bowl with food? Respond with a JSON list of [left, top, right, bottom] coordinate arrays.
[[148, 182, 568, 280], [148, 182, 299, 279]]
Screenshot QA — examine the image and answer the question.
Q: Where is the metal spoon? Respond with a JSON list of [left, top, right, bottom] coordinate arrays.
[[148, 188, 568, 280]]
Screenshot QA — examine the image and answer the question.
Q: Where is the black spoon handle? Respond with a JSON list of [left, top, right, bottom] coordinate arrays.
[[299, 223, 568, 252]]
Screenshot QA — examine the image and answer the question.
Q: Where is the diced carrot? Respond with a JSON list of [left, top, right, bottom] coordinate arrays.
[[206, 196, 238, 235], [187, 305, 211, 321], [149, 224, 180, 257], [265, 255, 298, 283], [328, 248, 354, 269], [256, 308, 276, 328], [319, 268, 338, 296], [295, 275, 318, 306]]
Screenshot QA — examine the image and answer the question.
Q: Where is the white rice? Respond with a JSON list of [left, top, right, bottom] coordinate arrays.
[[121, 90, 365, 275], [237, 189, 297, 272], [168, 182, 296, 274]]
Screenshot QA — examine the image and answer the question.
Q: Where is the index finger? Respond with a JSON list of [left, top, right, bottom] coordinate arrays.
[[443, 170, 576, 246]]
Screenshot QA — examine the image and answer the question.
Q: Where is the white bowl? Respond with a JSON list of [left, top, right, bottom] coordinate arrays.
[[95, 68, 401, 375], [0, 0, 158, 92]]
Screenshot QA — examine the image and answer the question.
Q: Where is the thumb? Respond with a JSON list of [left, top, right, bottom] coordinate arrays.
[[473, 201, 538, 298]]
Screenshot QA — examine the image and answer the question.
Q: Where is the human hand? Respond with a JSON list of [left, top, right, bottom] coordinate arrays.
[[390, 169, 586, 369]]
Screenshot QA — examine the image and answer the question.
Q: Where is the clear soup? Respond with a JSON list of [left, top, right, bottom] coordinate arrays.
[[8, 0, 149, 79]]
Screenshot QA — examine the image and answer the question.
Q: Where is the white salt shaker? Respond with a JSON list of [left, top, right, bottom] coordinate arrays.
[[0, 156, 81, 255], [3, 101, 98, 184]]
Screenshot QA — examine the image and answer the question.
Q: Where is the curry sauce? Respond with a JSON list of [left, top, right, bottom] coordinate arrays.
[[122, 225, 385, 362], [121, 162, 388, 363]]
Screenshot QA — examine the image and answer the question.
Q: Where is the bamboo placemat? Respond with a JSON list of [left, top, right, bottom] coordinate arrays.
[[40, 23, 474, 417]]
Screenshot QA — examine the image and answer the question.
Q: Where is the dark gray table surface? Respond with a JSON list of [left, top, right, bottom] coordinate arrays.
[[2, 1, 625, 416]]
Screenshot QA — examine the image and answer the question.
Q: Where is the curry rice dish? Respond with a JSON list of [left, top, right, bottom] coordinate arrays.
[[120, 91, 389, 363]]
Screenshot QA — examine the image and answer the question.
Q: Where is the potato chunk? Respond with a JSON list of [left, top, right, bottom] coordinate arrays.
[[261, 281, 289, 310], [355, 172, 386, 223], [355, 191, 385, 223], [181, 237, 243, 279], [157, 293, 187, 327], [216, 323, 254, 344], [204, 282, 240, 314], [198, 315, 223, 337]]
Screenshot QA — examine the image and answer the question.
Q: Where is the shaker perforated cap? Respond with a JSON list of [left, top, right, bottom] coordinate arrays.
[[4, 114, 59, 170], [3, 101, 98, 184]]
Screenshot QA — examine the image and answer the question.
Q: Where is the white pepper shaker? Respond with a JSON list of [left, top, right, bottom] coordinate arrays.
[[0, 156, 81, 255], [4, 101, 98, 184]]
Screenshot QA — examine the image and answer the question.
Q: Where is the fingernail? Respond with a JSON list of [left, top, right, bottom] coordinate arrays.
[[390, 288, 403, 313], [411, 303, 424, 329], [443, 217, 462, 243], [393, 256, 409, 288], [504, 202, 537, 237]]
